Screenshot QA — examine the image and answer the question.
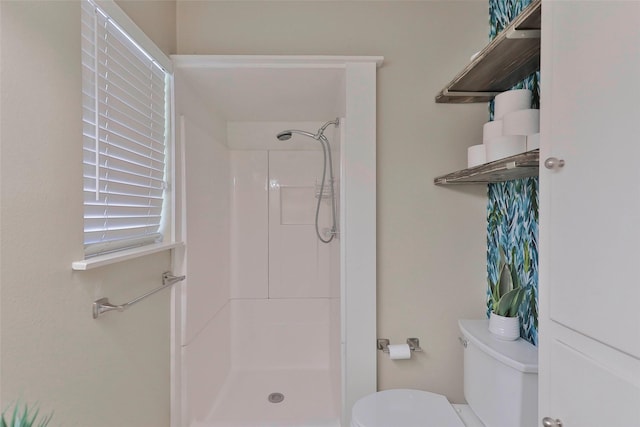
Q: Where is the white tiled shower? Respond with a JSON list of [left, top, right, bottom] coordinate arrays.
[[185, 121, 342, 427]]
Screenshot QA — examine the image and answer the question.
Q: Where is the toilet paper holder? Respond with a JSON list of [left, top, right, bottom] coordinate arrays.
[[377, 338, 422, 353]]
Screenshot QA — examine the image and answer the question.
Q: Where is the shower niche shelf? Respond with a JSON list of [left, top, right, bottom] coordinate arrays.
[[434, 150, 539, 185], [435, 0, 541, 103]]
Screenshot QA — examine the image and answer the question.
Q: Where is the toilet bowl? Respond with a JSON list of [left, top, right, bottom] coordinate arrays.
[[351, 320, 538, 427], [350, 389, 485, 427]]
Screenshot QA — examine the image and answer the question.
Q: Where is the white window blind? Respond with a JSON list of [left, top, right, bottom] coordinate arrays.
[[81, 0, 170, 257]]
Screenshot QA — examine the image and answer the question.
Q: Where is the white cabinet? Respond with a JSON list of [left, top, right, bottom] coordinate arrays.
[[539, 1, 640, 425]]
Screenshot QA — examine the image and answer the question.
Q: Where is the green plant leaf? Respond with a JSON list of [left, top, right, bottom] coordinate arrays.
[[36, 412, 53, 427], [495, 287, 521, 317], [510, 247, 521, 288], [509, 260, 520, 289], [26, 406, 40, 427], [490, 279, 501, 310], [508, 287, 526, 317], [497, 248, 513, 297], [498, 263, 512, 296], [11, 404, 20, 427], [1, 403, 51, 427]]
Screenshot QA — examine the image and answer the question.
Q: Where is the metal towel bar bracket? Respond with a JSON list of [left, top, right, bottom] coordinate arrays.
[[92, 271, 186, 319]]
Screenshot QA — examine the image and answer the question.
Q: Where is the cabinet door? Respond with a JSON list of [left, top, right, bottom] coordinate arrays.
[[539, 1, 640, 426]]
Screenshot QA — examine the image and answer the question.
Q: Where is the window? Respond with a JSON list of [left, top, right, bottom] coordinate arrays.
[[81, 0, 172, 258]]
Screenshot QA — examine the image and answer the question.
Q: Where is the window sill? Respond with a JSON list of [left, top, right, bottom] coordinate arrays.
[[72, 241, 184, 271]]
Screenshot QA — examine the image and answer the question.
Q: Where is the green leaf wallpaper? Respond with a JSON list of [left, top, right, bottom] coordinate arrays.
[[487, 178, 539, 344], [487, 0, 539, 345]]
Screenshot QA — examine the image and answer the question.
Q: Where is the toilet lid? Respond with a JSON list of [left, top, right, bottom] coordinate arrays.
[[351, 389, 466, 427]]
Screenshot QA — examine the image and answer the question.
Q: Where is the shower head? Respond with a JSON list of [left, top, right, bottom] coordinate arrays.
[[276, 129, 317, 141], [276, 131, 293, 141], [274, 118, 339, 244], [275, 118, 339, 142]]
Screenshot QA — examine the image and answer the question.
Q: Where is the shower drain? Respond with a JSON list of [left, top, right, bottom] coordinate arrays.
[[268, 392, 285, 403]]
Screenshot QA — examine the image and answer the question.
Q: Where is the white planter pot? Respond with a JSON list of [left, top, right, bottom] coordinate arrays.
[[489, 312, 520, 340]]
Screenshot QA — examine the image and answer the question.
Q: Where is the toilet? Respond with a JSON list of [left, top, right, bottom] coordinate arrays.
[[351, 319, 538, 427]]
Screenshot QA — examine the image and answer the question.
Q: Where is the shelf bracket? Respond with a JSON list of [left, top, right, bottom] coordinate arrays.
[[506, 28, 541, 40], [433, 150, 539, 185], [442, 88, 500, 98]]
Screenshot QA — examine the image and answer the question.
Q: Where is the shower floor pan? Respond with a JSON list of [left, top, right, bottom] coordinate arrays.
[[202, 368, 340, 427]]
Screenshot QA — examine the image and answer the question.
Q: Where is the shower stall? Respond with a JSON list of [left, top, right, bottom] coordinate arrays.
[[170, 56, 380, 427]]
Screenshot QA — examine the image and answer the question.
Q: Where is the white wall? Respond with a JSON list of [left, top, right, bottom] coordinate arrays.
[[177, 1, 489, 403], [174, 70, 232, 424], [115, 0, 177, 56], [0, 1, 175, 425]]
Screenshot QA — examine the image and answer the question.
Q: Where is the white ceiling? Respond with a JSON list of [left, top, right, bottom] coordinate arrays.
[[177, 67, 346, 122]]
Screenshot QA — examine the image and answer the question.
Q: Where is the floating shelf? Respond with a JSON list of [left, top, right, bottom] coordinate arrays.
[[434, 150, 539, 185], [436, 0, 541, 103]]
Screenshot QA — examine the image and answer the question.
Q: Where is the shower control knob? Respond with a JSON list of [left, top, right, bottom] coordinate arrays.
[[542, 417, 563, 427], [544, 157, 565, 170]]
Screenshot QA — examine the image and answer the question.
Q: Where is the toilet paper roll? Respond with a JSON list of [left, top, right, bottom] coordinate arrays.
[[483, 120, 503, 142], [467, 144, 486, 168], [503, 109, 540, 136], [494, 89, 532, 120], [527, 133, 540, 151], [485, 135, 527, 162], [388, 344, 412, 360]]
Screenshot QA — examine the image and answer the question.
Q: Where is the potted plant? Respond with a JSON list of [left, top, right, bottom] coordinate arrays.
[[1, 402, 53, 427], [488, 248, 526, 340]]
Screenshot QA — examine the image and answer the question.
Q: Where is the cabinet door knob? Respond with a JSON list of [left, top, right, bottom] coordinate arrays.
[[544, 157, 565, 169], [542, 417, 564, 427]]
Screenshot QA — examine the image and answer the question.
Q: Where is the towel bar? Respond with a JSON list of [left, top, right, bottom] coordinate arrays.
[[92, 271, 185, 319]]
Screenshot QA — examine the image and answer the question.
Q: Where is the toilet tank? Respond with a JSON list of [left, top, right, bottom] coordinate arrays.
[[458, 319, 538, 427]]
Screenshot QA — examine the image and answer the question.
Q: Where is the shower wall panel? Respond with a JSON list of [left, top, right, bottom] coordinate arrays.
[[222, 123, 342, 423], [185, 303, 231, 422], [231, 298, 331, 370], [230, 151, 269, 299], [176, 75, 232, 425], [229, 148, 338, 300], [268, 151, 334, 299], [182, 115, 230, 345]]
